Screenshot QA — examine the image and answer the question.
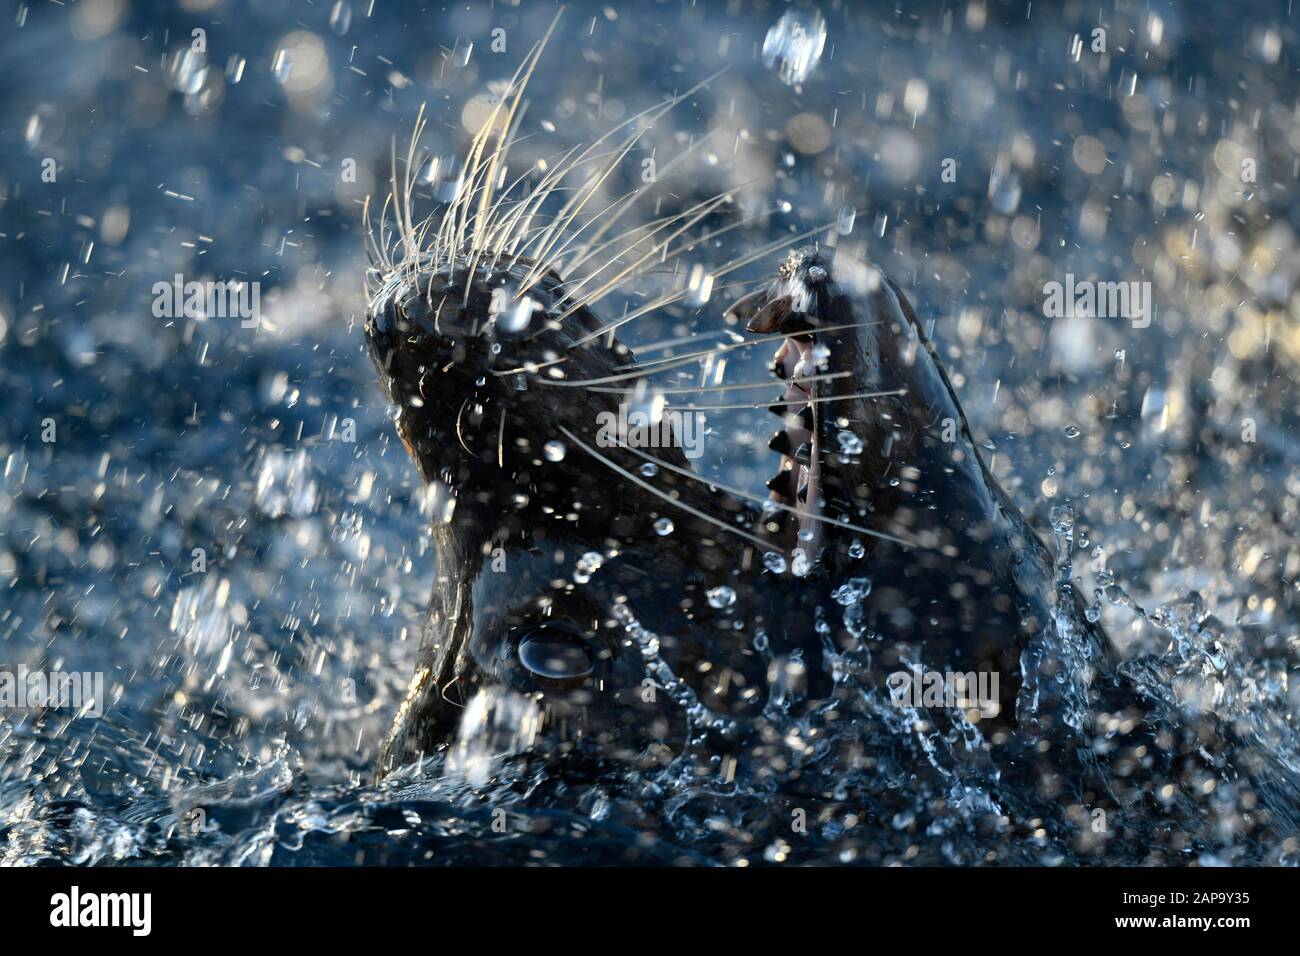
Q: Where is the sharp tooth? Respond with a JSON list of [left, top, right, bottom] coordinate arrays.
[[793, 442, 811, 465], [797, 482, 809, 504], [768, 400, 792, 417], [798, 405, 815, 430], [768, 431, 793, 456], [766, 470, 796, 498]]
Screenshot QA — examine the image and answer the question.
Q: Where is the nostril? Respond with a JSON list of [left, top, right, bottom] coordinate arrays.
[[516, 626, 594, 682]]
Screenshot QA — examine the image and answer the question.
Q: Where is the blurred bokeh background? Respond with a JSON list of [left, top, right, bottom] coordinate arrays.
[[1, 0, 1296, 864]]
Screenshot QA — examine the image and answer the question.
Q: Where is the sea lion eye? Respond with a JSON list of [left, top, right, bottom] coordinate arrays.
[[514, 625, 594, 683]]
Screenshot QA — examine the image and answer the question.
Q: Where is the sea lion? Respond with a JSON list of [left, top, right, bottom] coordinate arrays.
[[364, 225, 1093, 774], [352, 36, 1300, 866], [359, 38, 1106, 776]]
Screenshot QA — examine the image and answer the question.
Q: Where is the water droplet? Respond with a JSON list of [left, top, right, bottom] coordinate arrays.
[[762, 8, 827, 86], [573, 551, 603, 584], [988, 166, 1022, 214], [687, 263, 714, 306], [627, 387, 667, 427], [489, 286, 538, 334], [706, 586, 737, 609], [419, 155, 465, 204], [518, 630, 592, 680], [836, 206, 856, 235], [543, 440, 566, 462], [1050, 504, 1075, 535], [434, 169, 464, 203], [763, 551, 788, 573], [832, 577, 872, 605], [791, 548, 811, 576], [171, 48, 208, 95], [444, 688, 542, 787], [272, 48, 295, 85], [1064, 425, 1081, 438], [653, 517, 675, 536], [639, 462, 658, 478], [24, 111, 44, 147], [847, 540, 865, 559], [254, 448, 319, 518], [328, 0, 352, 36], [843, 601, 869, 639], [837, 430, 864, 455]]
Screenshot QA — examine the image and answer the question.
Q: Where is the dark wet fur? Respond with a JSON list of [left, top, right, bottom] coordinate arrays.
[[368, 248, 1076, 766]]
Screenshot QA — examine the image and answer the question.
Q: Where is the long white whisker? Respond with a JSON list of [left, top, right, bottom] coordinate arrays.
[[517, 127, 658, 286], [566, 287, 693, 348], [495, 87, 702, 264], [624, 319, 869, 369], [486, 319, 887, 382], [537, 192, 732, 331], [614, 441, 919, 549], [452, 34, 544, 256], [582, 370, 853, 394], [654, 389, 907, 411], [559, 133, 721, 276], [710, 221, 835, 280], [556, 426, 774, 552]]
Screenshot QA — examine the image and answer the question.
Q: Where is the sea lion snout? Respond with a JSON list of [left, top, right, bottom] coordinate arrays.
[[364, 258, 636, 482], [364, 266, 502, 370], [726, 249, 831, 336]]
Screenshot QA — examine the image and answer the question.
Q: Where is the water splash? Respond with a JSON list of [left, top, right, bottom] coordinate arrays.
[[762, 9, 827, 87]]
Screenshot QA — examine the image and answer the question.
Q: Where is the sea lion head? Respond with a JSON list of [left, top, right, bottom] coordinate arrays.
[[365, 234, 1059, 775], [365, 251, 815, 775], [365, 255, 630, 485], [362, 64, 1052, 774]]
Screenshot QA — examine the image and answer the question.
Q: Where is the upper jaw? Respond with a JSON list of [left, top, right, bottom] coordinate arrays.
[[725, 249, 830, 332], [722, 257, 838, 566]]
